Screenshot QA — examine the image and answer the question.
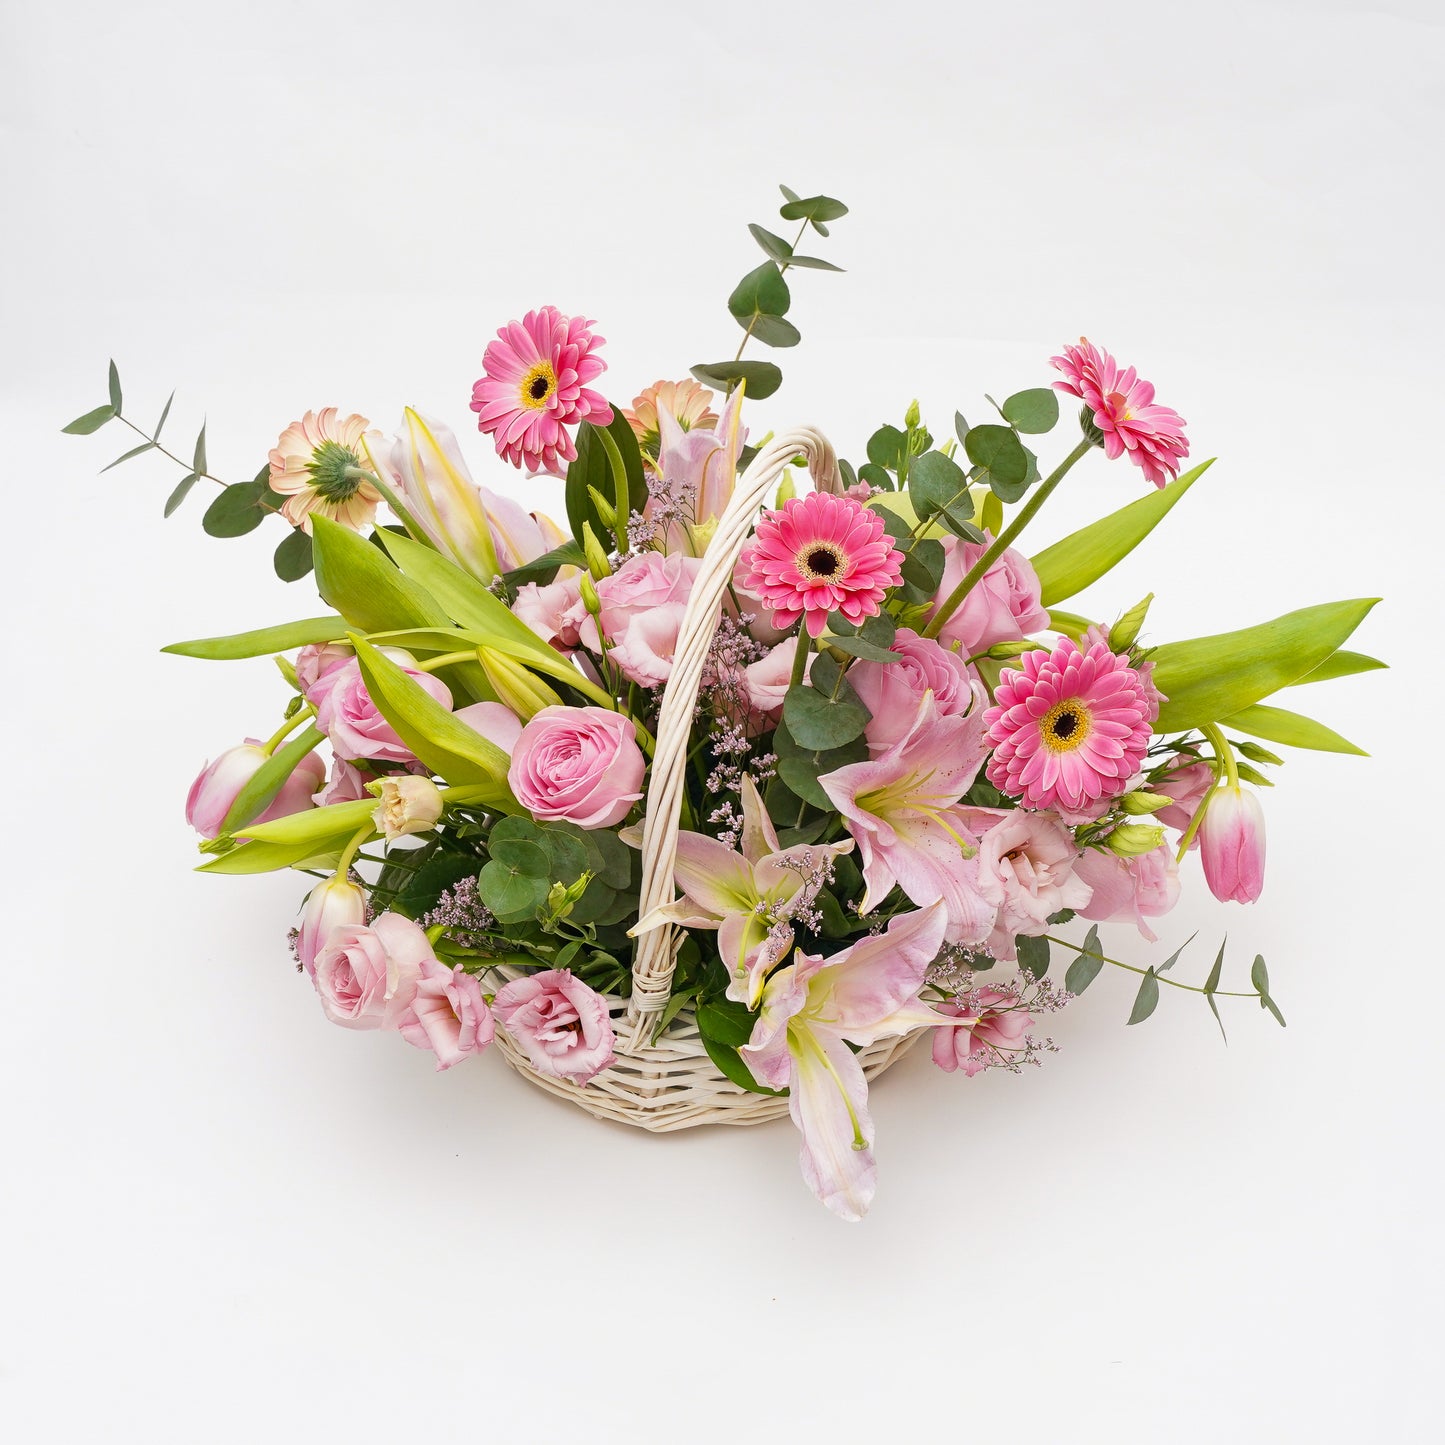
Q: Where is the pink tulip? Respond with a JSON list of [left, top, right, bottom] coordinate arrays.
[[185, 741, 324, 840], [296, 875, 367, 977], [1198, 783, 1266, 903]]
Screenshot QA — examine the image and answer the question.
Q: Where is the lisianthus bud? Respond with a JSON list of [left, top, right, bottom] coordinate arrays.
[[586, 485, 617, 530], [1105, 821, 1166, 857], [579, 573, 602, 616], [582, 522, 612, 580], [904, 398, 922, 430], [1120, 790, 1173, 816], [1109, 593, 1154, 651], [477, 648, 563, 721], [369, 775, 444, 841], [1198, 783, 1266, 903], [297, 874, 367, 977]]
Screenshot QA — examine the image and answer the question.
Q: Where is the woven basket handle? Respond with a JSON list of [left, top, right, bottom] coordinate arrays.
[[627, 427, 841, 1042]]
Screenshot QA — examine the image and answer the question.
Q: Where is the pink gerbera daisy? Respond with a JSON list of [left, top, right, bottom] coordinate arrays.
[[267, 407, 381, 533], [469, 307, 613, 476], [740, 491, 904, 638], [983, 636, 1154, 815], [1051, 338, 1189, 489]]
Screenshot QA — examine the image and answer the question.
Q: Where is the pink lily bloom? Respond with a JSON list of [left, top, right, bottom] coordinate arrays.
[[819, 691, 996, 946], [650, 386, 745, 554], [741, 903, 952, 1221], [629, 775, 853, 1007]]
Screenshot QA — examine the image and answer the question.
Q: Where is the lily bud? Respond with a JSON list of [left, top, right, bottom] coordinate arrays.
[[1109, 593, 1154, 651], [1105, 821, 1165, 857], [1120, 789, 1173, 816], [369, 775, 444, 842], [297, 874, 367, 977], [1198, 783, 1266, 903], [477, 648, 562, 721], [774, 470, 797, 507], [582, 522, 612, 580]]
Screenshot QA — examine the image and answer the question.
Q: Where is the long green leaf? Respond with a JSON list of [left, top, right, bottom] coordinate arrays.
[[1029, 461, 1210, 606], [1285, 650, 1387, 686], [163, 616, 347, 660], [311, 515, 451, 633], [234, 796, 376, 846], [218, 725, 325, 834], [1222, 703, 1367, 756], [197, 836, 350, 875], [350, 636, 515, 803], [1152, 598, 1379, 733], [564, 413, 647, 552]]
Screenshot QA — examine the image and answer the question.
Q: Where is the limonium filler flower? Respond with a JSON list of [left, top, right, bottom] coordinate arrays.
[[740, 491, 904, 638], [983, 636, 1154, 816], [1051, 338, 1189, 489], [469, 306, 613, 476], [267, 408, 382, 533]]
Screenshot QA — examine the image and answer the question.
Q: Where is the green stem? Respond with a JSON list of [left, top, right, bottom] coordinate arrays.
[[259, 705, 315, 756], [1174, 727, 1231, 860], [334, 824, 375, 880], [920, 438, 1093, 641], [115, 412, 281, 511], [789, 629, 812, 689], [1201, 722, 1239, 788], [344, 466, 430, 548], [1042, 933, 1258, 999]]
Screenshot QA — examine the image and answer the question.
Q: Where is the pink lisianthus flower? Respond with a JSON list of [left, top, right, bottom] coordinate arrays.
[[973, 809, 1093, 962], [308, 651, 452, 764], [507, 705, 645, 829], [931, 989, 1036, 1076], [743, 636, 813, 722], [513, 576, 586, 651], [848, 627, 984, 753], [492, 970, 615, 1084], [740, 492, 904, 639], [1198, 783, 1266, 903], [398, 957, 495, 1071], [1051, 338, 1189, 489], [469, 307, 613, 476], [984, 636, 1154, 816], [185, 741, 324, 840], [923, 535, 1050, 656], [294, 641, 352, 694], [1072, 843, 1181, 942], [312, 912, 433, 1031], [312, 756, 372, 807]]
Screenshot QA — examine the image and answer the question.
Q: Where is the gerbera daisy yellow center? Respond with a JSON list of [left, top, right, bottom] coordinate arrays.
[[1040, 698, 1092, 753], [519, 362, 558, 410], [797, 542, 845, 580]]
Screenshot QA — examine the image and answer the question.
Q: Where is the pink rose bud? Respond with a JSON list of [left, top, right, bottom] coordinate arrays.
[[1198, 783, 1266, 904], [185, 741, 325, 840], [370, 775, 444, 841], [507, 705, 645, 829], [493, 969, 616, 1084], [297, 874, 367, 977], [312, 912, 433, 1030], [398, 957, 495, 1070]]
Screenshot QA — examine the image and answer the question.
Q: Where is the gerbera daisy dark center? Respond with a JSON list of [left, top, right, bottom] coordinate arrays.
[[520, 362, 557, 409], [305, 439, 363, 501], [798, 543, 845, 580], [1040, 699, 1091, 753]]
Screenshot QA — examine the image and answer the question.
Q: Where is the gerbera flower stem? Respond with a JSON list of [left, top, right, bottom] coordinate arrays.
[[921, 438, 1093, 641], [341, 464, 430, 548], [789, 628, 812, 688]]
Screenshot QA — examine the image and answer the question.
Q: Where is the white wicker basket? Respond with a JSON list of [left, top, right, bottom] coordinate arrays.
[[487, 425, 921, 1131]]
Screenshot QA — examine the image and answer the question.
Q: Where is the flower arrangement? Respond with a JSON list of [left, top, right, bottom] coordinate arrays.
[[66, 187, 1382, 1220]]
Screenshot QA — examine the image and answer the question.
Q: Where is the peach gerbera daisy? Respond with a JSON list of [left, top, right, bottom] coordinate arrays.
[[623, 379, 717, 458], [267, 408, 381, 533]]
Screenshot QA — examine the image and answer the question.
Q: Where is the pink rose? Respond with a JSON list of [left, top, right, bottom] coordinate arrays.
[[925, 535, 1050, 655], [312, 912, 433, 1030], [582, 552, 705, 685], [313, 756, 371, 806], [1151, 759, 1213, 835], [493, 969, 616, 1084], [295, 641, 353, 694], [743, 636, 812, 721], [513, 577, 586, 651], [847, 627, 984, 752], [185, 740, 325, 840], [508, 705, 645, 829], [975, 810, 1093, 962], [398, 956, 495, 1070], [1073, 843, 1181, 942], [931, 989, 1035, 1076], [309, 650, 452, 763], [297, 874, 367, 977]]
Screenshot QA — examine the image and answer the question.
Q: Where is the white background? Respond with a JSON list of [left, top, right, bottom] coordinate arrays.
[[3, 1, 1441, 1439]]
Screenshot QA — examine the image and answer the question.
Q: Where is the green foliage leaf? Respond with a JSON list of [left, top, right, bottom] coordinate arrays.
[[963, 424, 1030, 501], [193, 423, 208, 475], [232, 795, 375, 847], [745, 314, 802, 348], [1221, 702, 1366, 756], [1064, 942, 1104, 996], [782, 670, 870, 750], [311, 514, 452, 633], [774, 716, 868, 808], [696, 999, 756, 1049], [100, 440, 156, 473], [154, 389, 175, 440], [1000, 388, 1059, 434], [1126, 967, 1160, 1025], [1030, 461, 1208, 606], [273, 528, 314, 582], [786, 253, 844, 272], [163, 615, 347, 659], [1156, 931, 1196, 975], [107, 359, 122, 412], [564, 411, 648, 552], [867, 425, 905, 471], [489, 837, 549, 876], [196, 836, 350, 875], [908, 450, 975, 533], [478, 858, 549, 919], [503, 540, 587, 588], [1286, 650, 1387, 687], [1152, 598, 1380, 732], [1016, 934, 1050, 981], [163, 472, 200, 517], [748, 223, 794, 263], [778, 188, 849, 230], [1204, 938, 1227, 1042], [61, 404, 115, 435], [1252, 955, 1286, 1027], [218, 725, 327, 834], [689, 360, 783, 400], [729, 262, 792, 330], [202, 481, 267, 538]]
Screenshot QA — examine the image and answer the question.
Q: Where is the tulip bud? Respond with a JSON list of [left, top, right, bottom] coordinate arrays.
[[477, 648, 562, 721], [1120, 789, 1173, 816], [185, 742, 324, 840], [368, 775, 445, 842], [1198, 783, 1266, 903], [579, 573, 602, 616], [1105, 821, 1165, 857], [582, 522, 612, 580], [1109, 593, 1154, 651], [297, 874, 367, 976]]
